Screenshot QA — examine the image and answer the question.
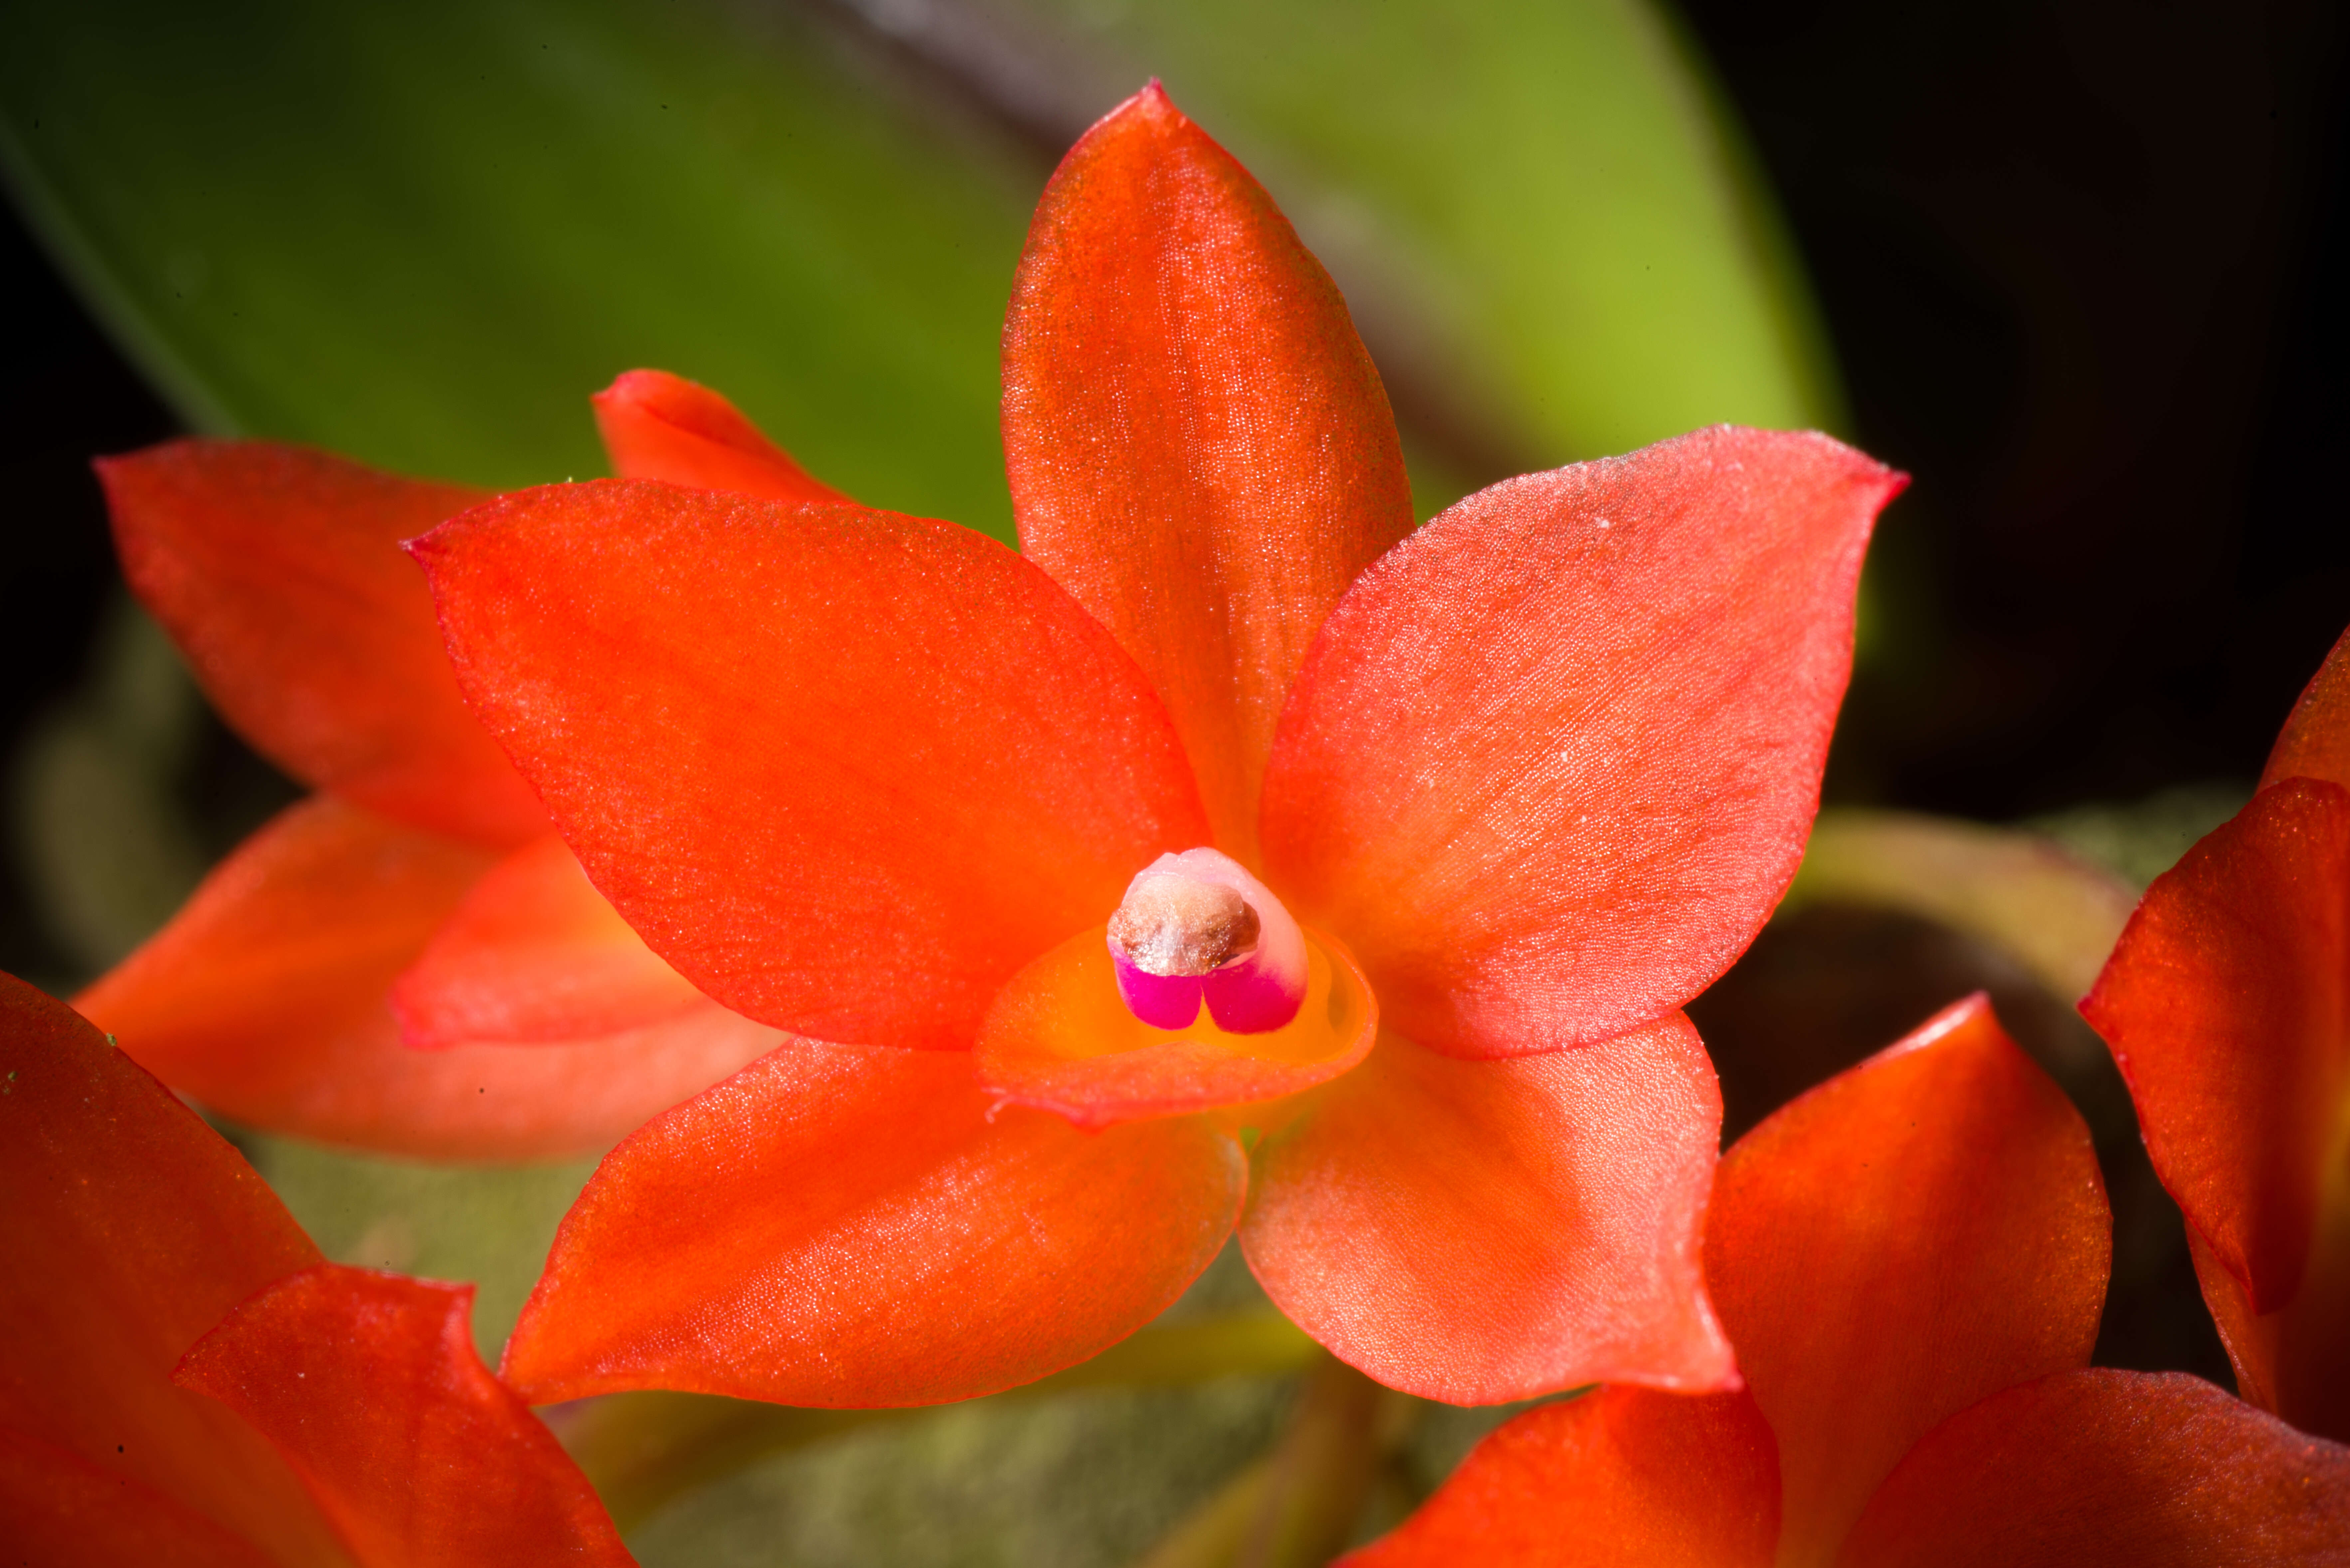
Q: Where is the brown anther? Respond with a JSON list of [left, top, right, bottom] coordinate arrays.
[[1107, 876, 1262, 976]]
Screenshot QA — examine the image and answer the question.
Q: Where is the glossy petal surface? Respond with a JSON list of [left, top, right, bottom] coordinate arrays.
[[418, 481, 1208, 1050], [99, 439, 544, 846], [391, 833, 706, 1047], [178, 1267, 633, 1567], [0, 972, 345, 1567], [975, 925, 1375, 1127], [0, 1427, 278, 1568], [2080, 778, 2350, 1314], [2263, 623, 2350, 789], [1002, 84, 1413, 864], [1240, 1018, 1732, 1404], [1341, 1388, 1778, 1568], [502, 1038, 1245, 1407], [77, 796, 772, 1158], [593, 369, 848, 505], [1838, 1370, 2350, 1568], [1708, 995, 2110, 1565], [1262, 427, 1900, 1059]]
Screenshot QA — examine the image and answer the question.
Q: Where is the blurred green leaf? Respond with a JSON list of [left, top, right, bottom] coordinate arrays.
[[1, 0, 1837, 538], [0, 0, 1036, 531]]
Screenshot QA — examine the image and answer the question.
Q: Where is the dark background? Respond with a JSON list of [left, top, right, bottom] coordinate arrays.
[[4, 0, 2344, 1380]]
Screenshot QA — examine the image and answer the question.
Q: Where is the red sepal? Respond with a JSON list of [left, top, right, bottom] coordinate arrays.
[[176, 1267, 634, 1567], [417, 480, 1208, 1051], [1706, 995, 2110, 1564], [1002, 84, 1414, 864], [502, 1039, 1245, 1407], [593, 369, 848, 505], [1340, 1388, 1778, 1568], [1240, 1018, 1733, 1404], [98, 440, 544, 847], [1262, 427, 1901, 1060], [2263, 622, 2350, 788]]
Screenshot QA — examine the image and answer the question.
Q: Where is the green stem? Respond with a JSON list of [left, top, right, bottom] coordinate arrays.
[[551, 1310, 1321, 1529]]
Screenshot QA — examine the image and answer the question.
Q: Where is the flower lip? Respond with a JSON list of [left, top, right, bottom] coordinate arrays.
[[1105, 849, 1306, 1033]]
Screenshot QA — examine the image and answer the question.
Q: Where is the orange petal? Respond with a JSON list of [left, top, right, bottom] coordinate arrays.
[[1339, 1388, 1779, 1568], [1837, 1370, 2350, 1568], [77, 796, 773, 1159], [2262, 622, 2350, 788], [592, 369, 849, 505], [176, 1266, 632, 1567], [974, 924, 1376, 1127], [1707, 995, 2110, 1564], [2079, 778, 2350, 1322], [501, 1038, 1245, 1407], [1262, 427, 1902, 1060], [416, 480, 1209, 1051], [0, 971, 345, 1567], [1001, 84, 1414, 865], [0, 1427, 280, 1568], [2189, 1203, 2350, 1443], [98, 439, 545, 847], [1239, 1018, 1733, 1404], [390, 833, 706, 1047]]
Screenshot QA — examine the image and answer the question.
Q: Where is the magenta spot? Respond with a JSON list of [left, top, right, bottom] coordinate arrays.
[[1202, 949, 1304, 1033], [1111, 952, 1204, 1030]]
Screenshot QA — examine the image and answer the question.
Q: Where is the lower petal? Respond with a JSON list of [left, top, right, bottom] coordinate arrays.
[[1837, 1369, 2350, 1568], [501, 1038, 1246, 1408], [1238, 1018, 1732, 1404], [1340, 1387, 1779, 1568], [175, 1267, 631, 1567]]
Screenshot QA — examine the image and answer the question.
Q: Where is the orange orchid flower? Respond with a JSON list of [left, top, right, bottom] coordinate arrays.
[[1345, 995, 2350, 1566], [0, 971, 633, 1564], [73, 417, 824, 1159], [399, 84, 1902, 1410], [2081, 623, 2350, 1442]]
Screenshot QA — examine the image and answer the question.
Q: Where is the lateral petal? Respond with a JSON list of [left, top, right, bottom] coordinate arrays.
[[77, 796, 772, 1159], [2262, 622, 2350, 788], [98, 440, 544, 847], [176, 1267, 633, 1567], [592, 369, 848, 505], [2079, 778, 2350, 1317], [500, 1038, 1245, 1407], [1707, 995, 2110, 1565], [0, 971, 346, 1567], [1001, 84, 1414, 865], [1837, 1370, 2350, 1568], [416, 480, 1208, 1050], [1340, 1388, 1779, 1568], [390, 833, 706, 1048], [1261, 427, 1901, 1059], [1239, 1018, 1733, 1405]]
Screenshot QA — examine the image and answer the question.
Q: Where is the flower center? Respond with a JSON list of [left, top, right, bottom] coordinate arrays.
[[1104, 848, 1306, 1034]]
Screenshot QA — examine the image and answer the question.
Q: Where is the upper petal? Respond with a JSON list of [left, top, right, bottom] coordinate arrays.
[[1707, 994, 2110, 1565], [0, 971, 345, 1567], [2262, 622, 2350, 788], [98, 439, 545, 847], [1836, 1370, 2350, 1568], [1339, 1388, 1779, 1568], [2079, 778, 2350, 1316], [416, 480, 1209, 1050], [175, 1267, 634, 1567], [77, 796, 773, 1159], [592, 369, 849, 505], [1261, 426, 1902, 1059], [390, 833, 707, 1048], [501, 1038, 1244, 1407], [1239, 1017, 1734, 1405], [1001, 83, 1414, 866]]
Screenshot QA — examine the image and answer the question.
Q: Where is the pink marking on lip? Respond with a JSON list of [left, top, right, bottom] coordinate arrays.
[[1104, 848, 1307, 1034], [1111, 958, 1203, 1029]]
